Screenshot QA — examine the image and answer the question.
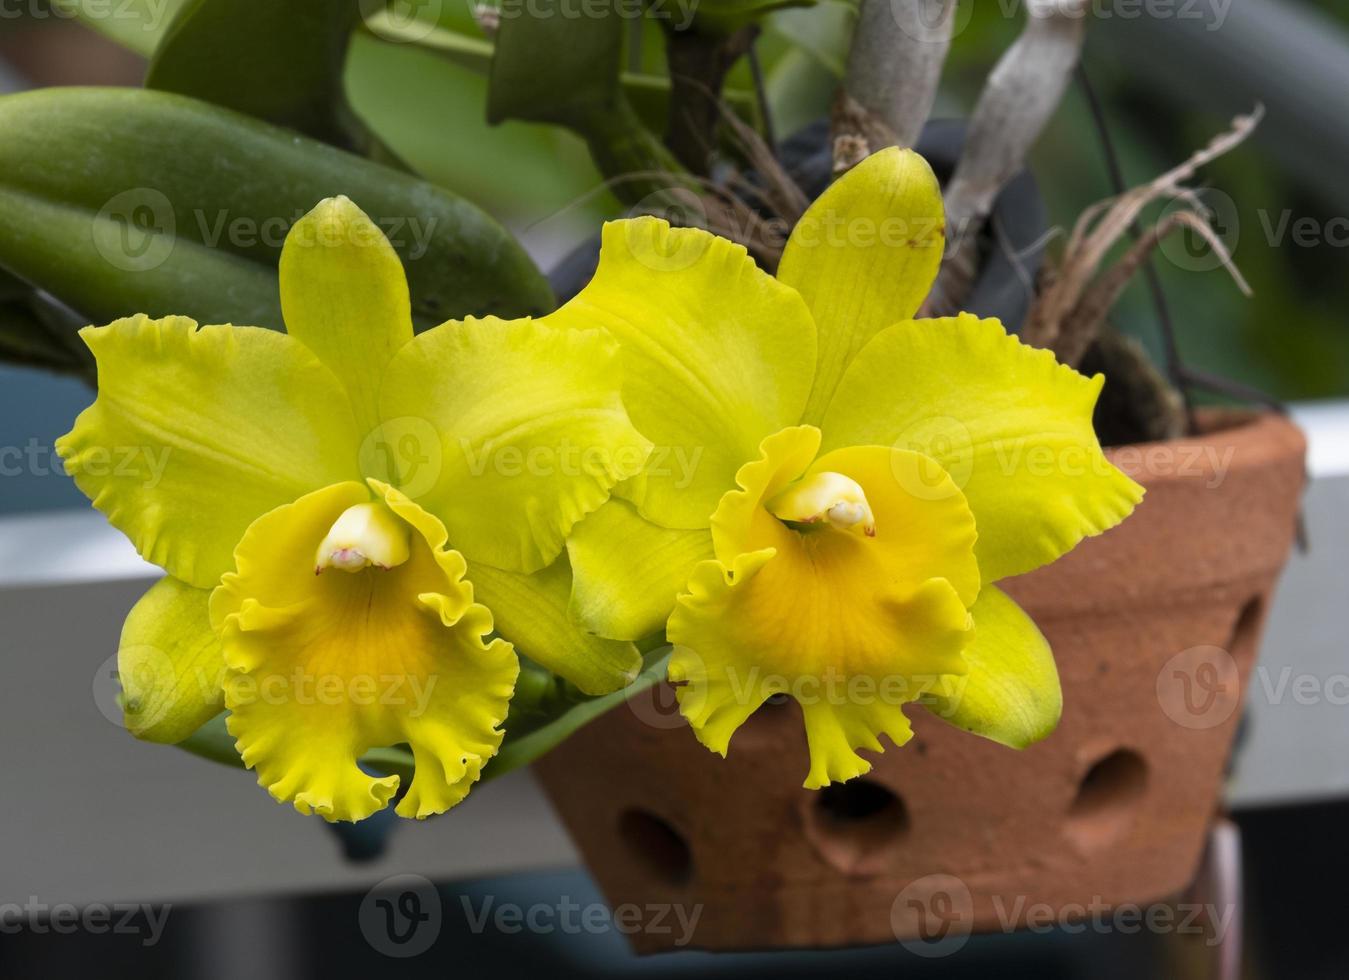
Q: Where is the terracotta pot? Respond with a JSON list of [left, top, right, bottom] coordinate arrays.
[[534, 411, 1307, 952]]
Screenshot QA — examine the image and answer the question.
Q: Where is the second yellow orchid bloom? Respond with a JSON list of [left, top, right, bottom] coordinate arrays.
[[547, 149, 1144, 787]]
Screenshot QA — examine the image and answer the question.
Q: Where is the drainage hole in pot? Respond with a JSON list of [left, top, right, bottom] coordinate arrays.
[[617, 809, 693, 887], [1065, 748, 1148, 852], [806, 779, 910, 874], [818, 779, 905, 824]]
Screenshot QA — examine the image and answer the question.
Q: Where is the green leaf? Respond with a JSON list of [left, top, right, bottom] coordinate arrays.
[[347, 32, 610, 217], [54, 1, 685, 217], [488, 0, 691, 205], [362, 14, 759, 139], [488, 0, 625, 129], [146, 0, 395, 160], [0, 87, 553, 335]]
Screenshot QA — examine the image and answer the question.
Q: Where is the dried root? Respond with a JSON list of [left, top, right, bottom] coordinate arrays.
[[1023, 108, 1262, 365]]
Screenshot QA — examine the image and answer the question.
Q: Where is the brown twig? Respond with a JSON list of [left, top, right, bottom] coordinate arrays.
[[1053, 210, 1249, 366], [1023, 108, 1262, 355], [714, 98, 809, 226], [663, 26, 757, 174]]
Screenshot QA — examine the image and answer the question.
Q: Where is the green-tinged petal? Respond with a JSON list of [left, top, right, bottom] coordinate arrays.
[[668, 425, 977, 788], [56, 315, 363, 588], [279, 196, 414, 434], [467, 557, 642, 696], [778, 147, 945, 423], [821, 314, 1145, 582], [118, 575, 224, 744], [544, 217, 818, 529], [566, 499, 714, 641], [922, 585, 1061, 749], [380, 316, 650, 572], [211, 481, 518, 822]]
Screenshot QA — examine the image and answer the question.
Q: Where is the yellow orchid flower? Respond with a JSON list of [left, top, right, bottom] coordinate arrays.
[[57, 196, 650, 820], [547, 149, 1145, 788]]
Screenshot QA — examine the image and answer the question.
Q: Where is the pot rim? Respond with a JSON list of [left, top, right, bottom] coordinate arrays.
[[1104, 407, 1306, 487]]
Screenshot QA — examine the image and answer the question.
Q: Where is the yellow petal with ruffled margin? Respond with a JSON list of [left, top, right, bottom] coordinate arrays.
[[56, 315, 363, 588], [777, 147, 945, 424], [544, 217, 818, 529], [668, 425, 977, 788], [466, 556, 641, 695], [279, 196, 414, 434], [566, 499, 714, 641], [922, 585, 1061, 749], [211, 481, 518, 822], [118, 575, 224, 744], [380, 316, 650, 573], [822, 314, 1145, 582]]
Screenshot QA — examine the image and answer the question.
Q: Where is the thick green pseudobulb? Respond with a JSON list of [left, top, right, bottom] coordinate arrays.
[[0, 87, 554, 335]]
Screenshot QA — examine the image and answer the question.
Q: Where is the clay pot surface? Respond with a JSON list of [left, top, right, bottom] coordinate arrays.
[[534, 411, 1307, 952]]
